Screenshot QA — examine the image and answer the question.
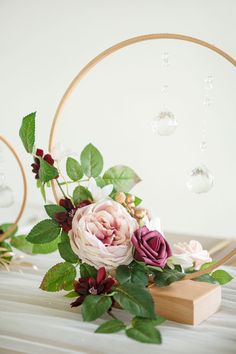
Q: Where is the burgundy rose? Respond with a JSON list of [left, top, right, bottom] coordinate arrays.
[[71, 267, 115, 307], [132, 226, 172, 268], [31, 148, 57, 179]]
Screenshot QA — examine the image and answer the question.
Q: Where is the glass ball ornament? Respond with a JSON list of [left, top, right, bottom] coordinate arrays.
[[152, 110, 178, 136], [0, 185, 14, 207], [187, 164, 214, 194]]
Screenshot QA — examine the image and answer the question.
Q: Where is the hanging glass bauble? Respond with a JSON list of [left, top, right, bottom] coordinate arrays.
[[187, 164, 214, 194], [152, 110, 178, 136], [0, 185, 14, 207]]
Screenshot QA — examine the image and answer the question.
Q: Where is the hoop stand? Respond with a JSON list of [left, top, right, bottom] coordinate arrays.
[[48, 33, 236, 325], [0, 136, 27, 242]]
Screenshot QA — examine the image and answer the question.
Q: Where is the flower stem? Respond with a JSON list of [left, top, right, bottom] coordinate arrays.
[[56, 179, 67, 199]]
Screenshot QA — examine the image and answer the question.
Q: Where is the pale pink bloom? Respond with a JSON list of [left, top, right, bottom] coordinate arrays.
[[69, 199, 138, 270], [174, 240, 212, 270]]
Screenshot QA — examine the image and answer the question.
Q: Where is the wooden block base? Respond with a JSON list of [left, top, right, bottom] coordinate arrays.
[[150, 280, 222, 325]]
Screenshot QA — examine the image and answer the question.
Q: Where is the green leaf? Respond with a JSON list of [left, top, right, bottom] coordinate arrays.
[[58, 235, 79, 263], [26, 219, 61, 244], [132, 315, 166, 327], [134, 196, 142, 206], [80, 143, 103, 178], [64, 290, 78, 298], [32, 236, 61, 254], [10, 235, 33, 254], [66, 157, 83, 181], [193, 274, 217, 284], [200, 261, 216, 270], [103, 165, 141, 192], [44, 204, 66, 219], [80, 263, 97, 278], [154, 268, 185, 287], [116, 264, 148, 287], [95, 176, 106, 187], [95, 319, 125, 334], [211, 270, 233, 285], [114, 284, 156, 319], [0, 223, 18, 239], [126, 322, 162, 344], [39, 158, 58, 183], [116, 265, 131, 284], [81, 295, 112, 321], [73, 186, 92, 205], [19, 112, 36, 153], [40, 262, 76, 292], [0, 241, 13, 262]]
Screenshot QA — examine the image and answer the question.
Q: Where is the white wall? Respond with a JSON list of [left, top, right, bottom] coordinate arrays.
[[0, 0, 236, 238]]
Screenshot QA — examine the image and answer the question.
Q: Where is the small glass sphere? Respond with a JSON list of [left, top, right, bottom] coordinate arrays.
[[0, 186, 14, 207], [152, 111, 178, 136], [200, 141, 207, 152], [187, 165, 214, 194]]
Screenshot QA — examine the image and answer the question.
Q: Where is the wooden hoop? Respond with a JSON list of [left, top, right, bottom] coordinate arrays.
[[48, 33, 236, 279], [0, 136, 27, 242]]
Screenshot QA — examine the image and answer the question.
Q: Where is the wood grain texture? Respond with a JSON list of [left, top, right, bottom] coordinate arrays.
[[150, 280, 222, 325]]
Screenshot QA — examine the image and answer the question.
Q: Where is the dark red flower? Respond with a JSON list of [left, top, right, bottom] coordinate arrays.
[[54, 198, 92, 232], [31, 148, 56, 179], [71, 267, 115, 307]]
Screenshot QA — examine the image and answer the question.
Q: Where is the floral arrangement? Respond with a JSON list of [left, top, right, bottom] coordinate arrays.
[[19, 112, 233, 344]]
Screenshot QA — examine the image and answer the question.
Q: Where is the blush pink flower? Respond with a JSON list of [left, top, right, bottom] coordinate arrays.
[[69, 199, 138, 270], [174, 240, 212, 270]]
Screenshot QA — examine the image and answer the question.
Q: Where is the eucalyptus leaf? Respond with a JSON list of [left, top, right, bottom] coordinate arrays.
[[66, 157, 83, 181], [19, 112, 36, 153], [26, 219, 61, 244], [103, 165, 141, 192], [80, 143, 103, 178], [81, 295, 112, 321], [95, 319, 125, 334], [40, 262, 76, 292]]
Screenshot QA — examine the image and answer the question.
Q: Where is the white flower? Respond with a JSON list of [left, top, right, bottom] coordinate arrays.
[[143, 216, 162, 233], [167, 254, 193, 270], [51, 142, 73, 161], [88, 178, 113, 202]]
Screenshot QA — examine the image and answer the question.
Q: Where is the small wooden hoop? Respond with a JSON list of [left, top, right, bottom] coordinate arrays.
[[0, 136, 27, 242], [48, 33, 236, 279]]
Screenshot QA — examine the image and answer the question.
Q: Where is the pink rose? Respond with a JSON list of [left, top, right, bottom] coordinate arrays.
[[174, 240, 212, 270], [69, 199, 138, 270]]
